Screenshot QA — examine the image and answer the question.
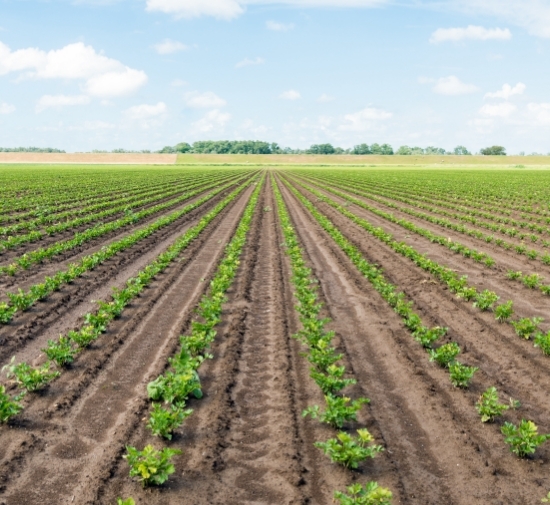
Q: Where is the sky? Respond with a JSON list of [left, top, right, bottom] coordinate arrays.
[[0, 0, 549, 153]]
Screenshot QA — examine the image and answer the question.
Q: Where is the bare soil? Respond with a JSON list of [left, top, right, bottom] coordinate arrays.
[[1, 171, 550, 505]]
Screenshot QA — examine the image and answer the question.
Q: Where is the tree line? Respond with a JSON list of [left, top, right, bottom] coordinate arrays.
[[0, 147, 66, 153], [158, 140, 509, 156]]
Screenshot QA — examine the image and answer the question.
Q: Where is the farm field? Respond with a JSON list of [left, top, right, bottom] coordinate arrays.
[[1, 165, 550, 505]]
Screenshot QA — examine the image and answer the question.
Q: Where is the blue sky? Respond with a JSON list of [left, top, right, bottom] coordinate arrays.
[[0, 0, 549, 153]]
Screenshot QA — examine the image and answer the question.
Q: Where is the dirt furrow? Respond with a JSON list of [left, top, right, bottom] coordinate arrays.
[[0, 185, 256, 505], [280, 175, 550, 505]]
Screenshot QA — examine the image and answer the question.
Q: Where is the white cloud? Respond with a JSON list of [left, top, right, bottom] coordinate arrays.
[[184, 91, 227, 108], [280, 89, 301, 100], [153, 39, 189, 54], [527, 102, 550, 125], [0, 102, 15, 114], [451, 0, 550, 39], [124, 102, 167, 120], [84, 68, 148, 97], [235, 56, 265, 68], [432, 76, 479, 95], [146, 0, 244, 20], [479, 102, 517, 117], [147, 0, 387, 20], [318, 93, 335, 102], [0, 41, 147, 97], [484, 82, 526, 99], [36, 94, 91, 113], [430, 25, 511, 43], [266, 20, 295, 31], [193, 109, 231, 132], [339, 106, 392, 131]]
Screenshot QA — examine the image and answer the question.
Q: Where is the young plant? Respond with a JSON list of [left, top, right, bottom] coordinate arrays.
[[146, 403, 192, 440], [542, 492, 550, 503], [534, 331, 550, 355], [116, 499, 135, 505], [147, 370, 202, 404], [448, 362, 478, 388], [429, 342, 460, 367], [476, 387, 519, 423], [124, 445, 182, 487], [0, 385, 23, 423], [315, 429, 383, 469], [472, 290, 499, 311], [494, 301, 514, 323], [511, 317, 544, 339], [42, 337, 75, 367], [310, 365, 357, 395], [2, 359, 59, 392], [501, 420, 550, 458], [303, 395, 369, 429], [334, 481, 393, 505], [523, 273, 543, 289], [506, 270, 522, 280], [412, 326, 447, 349]]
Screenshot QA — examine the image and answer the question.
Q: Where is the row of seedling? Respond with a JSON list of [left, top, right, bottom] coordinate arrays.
[[273, 175, 393, 505], [122, 178, 263, 491]]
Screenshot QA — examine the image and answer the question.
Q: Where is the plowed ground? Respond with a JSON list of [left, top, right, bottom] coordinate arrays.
[[0, 172, 548, 505]]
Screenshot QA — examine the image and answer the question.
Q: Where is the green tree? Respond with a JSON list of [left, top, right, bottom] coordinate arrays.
[[453, 145, 471, 155], [308, 143, 336, 155], [351, 143, 372, 155], [480, 145, 506, 156]]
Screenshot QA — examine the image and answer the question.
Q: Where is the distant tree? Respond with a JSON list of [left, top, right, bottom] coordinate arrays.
[[480, 145, 506, 156], [174, 142, 191, 153], [453, 145, 471, 155], [379, 143, 394, 155], [159, 146, 176, 153], [396, 145, 412, 155], [351, 143, 372, 155], [424, 146, 446, 155], [308, 143, 336, 155]]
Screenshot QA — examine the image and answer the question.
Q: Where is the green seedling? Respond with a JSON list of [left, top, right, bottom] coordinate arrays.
[[0, 385, 23, 423], [501, 420, 550, 458], [523, 273, 543, 289], [534, 331, 550, 355], [147, 403, 192, 440], [334, 481, 393, 505], [476, 387, 519, 423], [2, 359, 59, 392], [506, 270, 522, 280], [124, 445, 181, 487], [494, 301, 514, 323], [42, 337, 75, 367], [315, 429, 383, 469], [303, 395, 369, 429], [448, 362, 478, 388], [511, 317, 544, 339], [310, 365, 357, 395], [472, 290, 499, 311], [412, 326, 447, 348], [429, 342, 460, 367]]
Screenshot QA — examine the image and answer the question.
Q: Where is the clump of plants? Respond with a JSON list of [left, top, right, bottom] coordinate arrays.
[[124, 445, 181, 487], [475, 387, 519, 423], [501, 420, 550, 458], [334, 481, 393, 505], [315, 429, 384, 469]]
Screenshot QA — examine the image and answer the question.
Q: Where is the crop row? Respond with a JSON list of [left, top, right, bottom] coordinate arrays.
[[0, 172, 252, 277], [0, 170, 232, 236], [282, 173, 550, 460], [0, 176, 256, 424], [0, 176, 249, 324], [273, 174, 392, 504], [124, 177, 264, 491], [0, 172, 238, 252]]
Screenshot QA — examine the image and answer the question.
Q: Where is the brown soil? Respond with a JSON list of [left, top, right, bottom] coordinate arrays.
[[1, 170, 550, 505], [0, 153, 177, 165]]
